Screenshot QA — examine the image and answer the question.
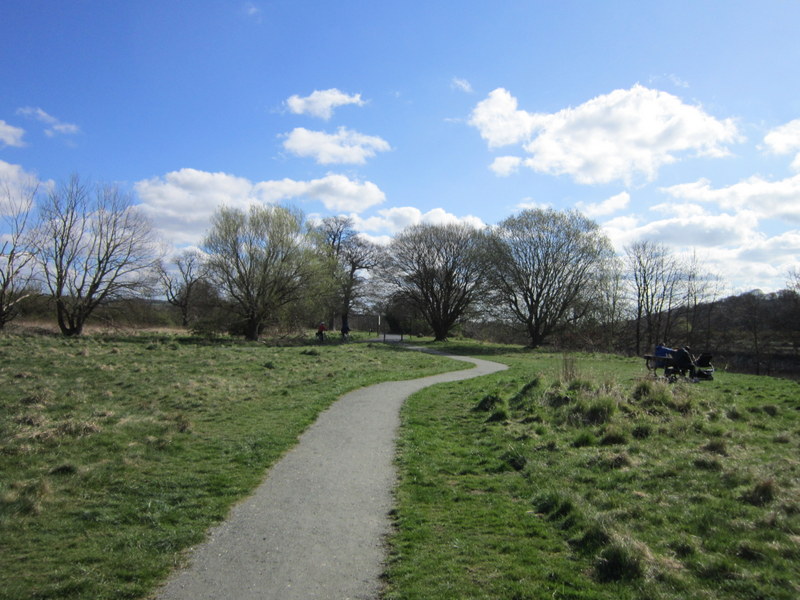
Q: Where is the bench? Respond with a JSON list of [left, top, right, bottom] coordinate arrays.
[[643, 352, 714, 382]]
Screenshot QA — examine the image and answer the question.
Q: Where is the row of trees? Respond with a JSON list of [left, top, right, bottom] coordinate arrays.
[[4, 174, 796, 359]]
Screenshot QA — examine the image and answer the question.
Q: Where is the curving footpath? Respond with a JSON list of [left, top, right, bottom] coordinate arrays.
[[155, 343, 507, 600]]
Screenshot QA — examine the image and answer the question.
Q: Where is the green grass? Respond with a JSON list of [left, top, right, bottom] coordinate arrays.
[[385, 342, 800, 600], [0, 332, 468, 600]]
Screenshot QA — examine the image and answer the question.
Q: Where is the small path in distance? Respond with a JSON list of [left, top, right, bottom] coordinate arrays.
[[154, 340, 507, 600]]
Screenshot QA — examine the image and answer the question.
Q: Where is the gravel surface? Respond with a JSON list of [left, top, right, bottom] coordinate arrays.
[[154, 343, 507, 600]]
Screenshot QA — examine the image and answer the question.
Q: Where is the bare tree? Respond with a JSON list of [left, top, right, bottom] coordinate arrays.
[[0, 175, 39, 329], [788, 266, 800, 293], [488, 208, 614, 348], [385, 222, 488, 341], [32, 176, 160, 336], [625, 240, 682, 355], [158, 249, 209, 327], [203, 204, 314, 340], [315, 216, 381, 332], [682, 251, 724, 349], [593, 256, 631, 350]]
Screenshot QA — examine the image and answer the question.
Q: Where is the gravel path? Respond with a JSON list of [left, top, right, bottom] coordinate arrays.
[[154, 343, 507, 600]]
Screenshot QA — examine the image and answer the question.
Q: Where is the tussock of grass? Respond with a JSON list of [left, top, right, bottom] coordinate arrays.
[[1, 332, 468, 600], [386, 343, 800, 600]]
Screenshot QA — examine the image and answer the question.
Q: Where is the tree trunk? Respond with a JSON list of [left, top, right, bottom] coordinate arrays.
[[243, 317, 261, 341]]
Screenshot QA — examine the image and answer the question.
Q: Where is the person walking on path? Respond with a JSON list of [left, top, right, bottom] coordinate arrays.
[[155, 348, 506, 600]]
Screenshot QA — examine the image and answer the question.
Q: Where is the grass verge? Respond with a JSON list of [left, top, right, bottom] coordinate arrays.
[[384, 341, 800, 600], [0, 332, 467, 600]]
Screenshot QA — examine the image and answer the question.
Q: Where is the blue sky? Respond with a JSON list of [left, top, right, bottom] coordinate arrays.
[[3, 1, 800, 293]]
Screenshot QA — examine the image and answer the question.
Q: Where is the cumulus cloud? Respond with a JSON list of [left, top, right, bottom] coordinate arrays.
[[135, 169, 386, 244], [489, 156, 522, 176], [661, 174, 800, 224], [285, 89, 365, 120], [0, 160, 51, 216], [763, 118, 800, 171], [256, 174, 385, 212], [282, 127, 391, 164], [600, 207, 760, 274], [350, 206, 485, 235], [470, 85, 741, 185], [469, 88, 542, 147], [16, 107, 80, 137], [0, 120, 25, 147], [576, 191, 630, 218]]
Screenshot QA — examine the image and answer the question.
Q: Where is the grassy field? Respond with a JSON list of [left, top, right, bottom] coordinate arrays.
[[384, 341, 800, 599], [0, 332, 467, 600]]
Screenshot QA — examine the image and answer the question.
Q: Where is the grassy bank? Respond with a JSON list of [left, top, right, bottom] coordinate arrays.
[[385, 342, 800, 599], [0, 333, 467, 600]]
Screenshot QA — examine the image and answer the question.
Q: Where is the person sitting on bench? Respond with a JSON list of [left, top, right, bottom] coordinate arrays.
[[673, 346, 696, 378]]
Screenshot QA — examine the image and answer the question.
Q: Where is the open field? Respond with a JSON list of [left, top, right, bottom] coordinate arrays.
[[0, 332, 467, 600], [385, 342, 800, 599], [2, 334, 799, 599]]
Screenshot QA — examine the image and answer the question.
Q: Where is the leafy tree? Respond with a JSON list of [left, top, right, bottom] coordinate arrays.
[[385, 222, 488, 341], [203, 204, 314, 340], [0, 175, 39, 329], [488, 208, 614, 348], [32, 176, 160, 336]]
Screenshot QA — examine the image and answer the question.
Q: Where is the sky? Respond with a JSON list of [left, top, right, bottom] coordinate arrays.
[[2, 0, 800, 294]]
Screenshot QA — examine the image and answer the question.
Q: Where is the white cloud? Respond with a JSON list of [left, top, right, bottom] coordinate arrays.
[[601, 206, 760, 250], [469, 88, 542, 147], [285, 89, 365, 120], [515, 198, 552, 211], [0, 160, 51, 216], [0, 120, 25, 147], [256, 174, 385, 212], [282, 127, 390, 164], [661, 174, 800, 224], [489, 156, 522, 176], [763, 118, 800, 171], [242, 2, 262, 20], [577, 191, 630, 217], [351, 206, 484, 234], [470, 85, 740, 185], [451, 77, 474, 93], [135, 169, 386, 244], [16, 107, 80, 138]]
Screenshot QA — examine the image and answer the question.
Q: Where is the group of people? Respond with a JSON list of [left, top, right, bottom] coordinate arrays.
[[655, 343, 698, 378], [316, 320, 350, 342]]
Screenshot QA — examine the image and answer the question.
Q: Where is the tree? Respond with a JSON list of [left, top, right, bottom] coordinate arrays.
[[591, 256, 631, 350], [158, 249, 209, 327], [32, 176, 160, 336], [315, 216, 381, 332], [203, 204, 313, 341], [0, 175, 39, 329], [488, 208, 614, 348], [624, 240, 682, 355], [681, 251, 724, 349], [385, 222, 488, 341]]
